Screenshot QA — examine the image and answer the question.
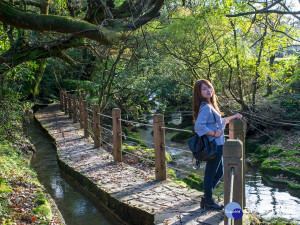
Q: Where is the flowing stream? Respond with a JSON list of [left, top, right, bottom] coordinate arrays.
[[132, 113, 300, 223], [25, 119, 122, 225]]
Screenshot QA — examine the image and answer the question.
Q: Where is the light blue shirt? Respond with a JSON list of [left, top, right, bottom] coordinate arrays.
[[194, 103, 226, 146]]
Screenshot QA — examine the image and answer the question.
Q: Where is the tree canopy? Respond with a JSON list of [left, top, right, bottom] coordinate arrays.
[[0, 0, 164, 73]]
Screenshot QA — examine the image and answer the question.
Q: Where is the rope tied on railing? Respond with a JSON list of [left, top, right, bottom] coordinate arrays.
[[119, 118, 153, 127], [65, 89, 77, 93], [101, 126, 113, 134], [161, 126, 193, 133], [86, 107, 93, 113], [60, 90, 247, 204], [97, 112, 113, 119]]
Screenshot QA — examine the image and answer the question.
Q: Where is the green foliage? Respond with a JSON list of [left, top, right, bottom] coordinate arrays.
[[122, 144, 172, 162], [32, 197, 52, 219], [167, 169, 176, 179], [252, 146, 285, 163], [60, 79, 99, 96], [122, 127, 128, 136], [245, 140, 261, 154], [260, 158, 300, 181], [291, 142, 300, 148], [0, 142, 54, 223], [126, 133, 147, 147], [263, 217, 297, 225], [182, 173, 204, 191], [130, 127, 139, 132], [0, 181, 12, 194], [35, 198, 47, 206], [32, 204, 52, 218], [170, 126, 194, 142], [0, 88, 26, 142]]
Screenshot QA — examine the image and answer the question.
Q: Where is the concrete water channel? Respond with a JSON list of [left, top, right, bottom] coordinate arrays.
[[25, 119, 123, 225]]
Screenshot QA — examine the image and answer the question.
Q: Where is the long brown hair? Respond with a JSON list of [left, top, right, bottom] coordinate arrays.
[[193, 79, 222, 123]]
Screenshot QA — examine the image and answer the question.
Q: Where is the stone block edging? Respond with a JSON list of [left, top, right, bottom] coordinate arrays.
[[33, 115, 154, 225]]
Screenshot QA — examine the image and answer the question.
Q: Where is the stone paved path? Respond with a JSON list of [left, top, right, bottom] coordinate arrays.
[[36, 103, 224, 225]]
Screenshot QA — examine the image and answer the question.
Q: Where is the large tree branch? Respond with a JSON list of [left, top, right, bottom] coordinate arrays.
[[0, 36, 86, 73], [0, 1, 123, 45], [124, 0, 164, 30], [0, 0, 164, 44]]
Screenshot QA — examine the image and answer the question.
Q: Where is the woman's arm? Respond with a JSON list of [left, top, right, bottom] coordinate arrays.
[[195, 105, 219, 137]]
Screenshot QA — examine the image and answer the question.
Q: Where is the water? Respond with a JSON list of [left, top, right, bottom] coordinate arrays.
[[245, 165, 300, 223], [133, 125, 300, 223], [25, 120, 121, 225]]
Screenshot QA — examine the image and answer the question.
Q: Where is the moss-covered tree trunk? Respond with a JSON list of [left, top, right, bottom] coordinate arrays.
[[31, 59, 46, 99], [265, 54, 275, 97]]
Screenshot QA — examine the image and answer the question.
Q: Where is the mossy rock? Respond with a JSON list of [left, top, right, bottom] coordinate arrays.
[[261, 159, 300, 181], [263, 216, 296, 225], [266, 146, 285, 156], [173, 178, 188, 188], [253, 146, 284, 161], [182, 173, 203, 191], [261, 159, 284, 175], [126, 133, 146, 147], [32, 204, 52, 218], [122, 146, 172, 163], [141, 148, 172, 162], [291, 142, 300, 148], [122, 144, 137, 154], [278, 150, 300, 157], [166, 123, 180, 128], [167, 169, 176, 179], [288, 182, 300, 192], [170, 126, 194, 143], [35, 198, 47, 206]]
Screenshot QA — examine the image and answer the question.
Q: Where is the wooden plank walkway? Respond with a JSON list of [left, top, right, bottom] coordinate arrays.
[[35, 103, 224, 225]]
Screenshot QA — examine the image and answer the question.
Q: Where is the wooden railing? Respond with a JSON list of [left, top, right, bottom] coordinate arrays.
[[60, 89, 247, 224]]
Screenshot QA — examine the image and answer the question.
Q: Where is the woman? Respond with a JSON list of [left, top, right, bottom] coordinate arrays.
[[193, 79, 242, 210]]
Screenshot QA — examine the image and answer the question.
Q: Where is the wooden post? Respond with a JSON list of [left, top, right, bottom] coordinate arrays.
[[64, 90, 68, 115], [60, 90, 63, 110], [79, 96, 84, 128], [223, 140, 243, 225], [112, 108, 122, 162], [83, 100, 89, 137], [72, 95, 77, 123], [93, 104, 101, 148], [229, 119, 247, 208], [153, 114, 166, 181], [67, 93, 72, 119]]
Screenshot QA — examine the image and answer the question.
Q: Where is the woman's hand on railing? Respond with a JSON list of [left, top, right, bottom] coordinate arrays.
[[225, 113, 243, 124], [234, 113, 242, 120]]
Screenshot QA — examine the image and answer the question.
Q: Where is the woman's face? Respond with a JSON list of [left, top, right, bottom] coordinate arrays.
[[201, 83, 213, 101]]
